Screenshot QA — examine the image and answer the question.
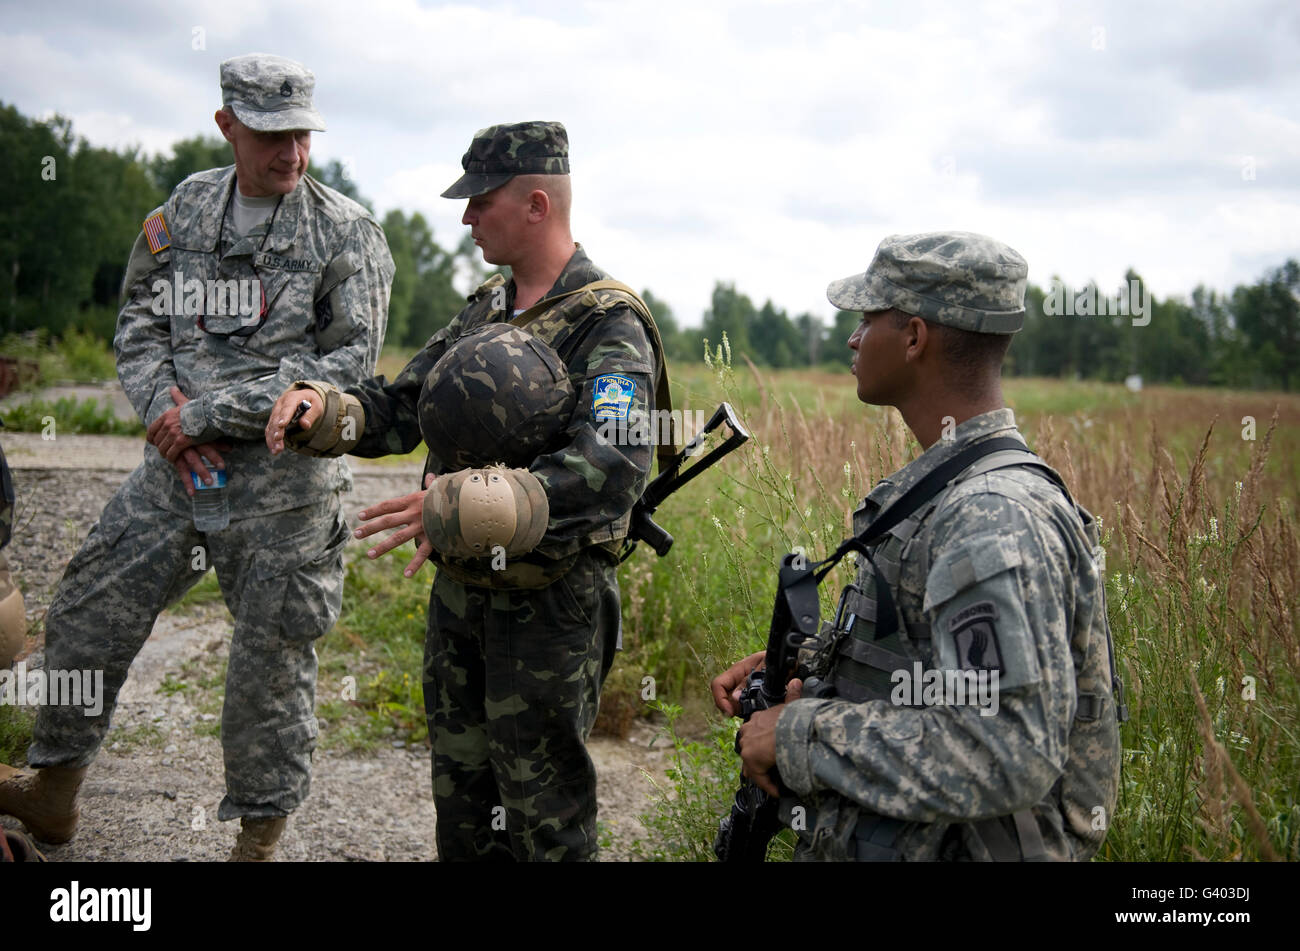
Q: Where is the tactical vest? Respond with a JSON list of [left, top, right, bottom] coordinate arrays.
[[797, 446, 1123, 861], [427, 273, 675, 589]]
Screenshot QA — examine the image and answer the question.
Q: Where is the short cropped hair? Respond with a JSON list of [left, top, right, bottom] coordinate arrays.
[[889, 309, 1012, 379]]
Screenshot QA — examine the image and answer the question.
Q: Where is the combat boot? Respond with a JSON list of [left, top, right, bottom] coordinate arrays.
[[228, 816, 286, 862], [0, 763, 87, 843]]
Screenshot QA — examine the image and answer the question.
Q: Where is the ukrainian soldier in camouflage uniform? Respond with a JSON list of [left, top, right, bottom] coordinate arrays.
[[713, 232, 1122, 861], [268, 121, 660, 861], [0, 54, 393, 860]]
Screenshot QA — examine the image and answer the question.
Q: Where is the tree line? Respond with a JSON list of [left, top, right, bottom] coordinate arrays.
[[2, 103, 1296, 390]]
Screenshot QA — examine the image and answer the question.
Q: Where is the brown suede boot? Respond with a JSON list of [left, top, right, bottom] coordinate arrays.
[[228, 817, 286, 862], [0, 763, 87, 843]]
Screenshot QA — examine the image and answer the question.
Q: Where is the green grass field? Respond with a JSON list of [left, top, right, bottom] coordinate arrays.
[[3, 332, 1294, 861]]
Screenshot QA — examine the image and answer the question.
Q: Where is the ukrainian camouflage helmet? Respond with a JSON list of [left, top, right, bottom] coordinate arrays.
[[827, 231, 1028, 334], [441, 121, 570, 199], [419, 322, 576, 469]]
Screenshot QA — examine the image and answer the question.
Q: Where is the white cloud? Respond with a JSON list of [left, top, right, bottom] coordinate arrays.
[[1, 0, 1297, 327]]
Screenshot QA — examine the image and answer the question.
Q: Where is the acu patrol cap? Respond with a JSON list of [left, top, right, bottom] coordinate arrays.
[[827, 231, 1028, 334], [220, 53, 326, 133], [441, 121, 570, 199]]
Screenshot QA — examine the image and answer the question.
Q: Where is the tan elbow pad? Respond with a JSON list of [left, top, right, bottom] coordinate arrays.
[[285, 380, 366, 457], [422, 468, 549, 559]]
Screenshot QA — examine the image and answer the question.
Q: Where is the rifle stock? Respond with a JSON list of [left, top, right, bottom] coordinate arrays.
[[623, 402, 749, 559]]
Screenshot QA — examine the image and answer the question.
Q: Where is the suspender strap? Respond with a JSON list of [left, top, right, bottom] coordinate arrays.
[[812, 437, 1029, 642], [511, 279, 677, 472]]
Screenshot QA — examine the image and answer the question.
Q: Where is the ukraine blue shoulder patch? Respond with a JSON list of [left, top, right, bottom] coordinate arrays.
[[593, 374, 634, 420]]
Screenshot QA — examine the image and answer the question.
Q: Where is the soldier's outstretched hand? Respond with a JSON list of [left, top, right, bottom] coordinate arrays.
[[355, 472, 437, 578]]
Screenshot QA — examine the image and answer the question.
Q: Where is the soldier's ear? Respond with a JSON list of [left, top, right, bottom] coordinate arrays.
[[526, 188, 551, 222], [214, 108, 236, 142], [904, 316, 933, 362]]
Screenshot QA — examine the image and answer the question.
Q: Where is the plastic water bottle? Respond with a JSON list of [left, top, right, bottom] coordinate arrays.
[[191, 458, 229, 532]]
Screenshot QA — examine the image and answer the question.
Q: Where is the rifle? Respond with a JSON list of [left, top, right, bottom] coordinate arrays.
[[621, 402, 750, 560], [714, 550, 822, 861]]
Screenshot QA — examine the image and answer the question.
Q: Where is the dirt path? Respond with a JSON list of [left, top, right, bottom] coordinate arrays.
[[1, 432, 671, 861]]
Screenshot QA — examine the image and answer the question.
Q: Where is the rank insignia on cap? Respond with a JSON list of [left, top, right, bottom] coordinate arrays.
[[143, 212, 170, 254], [592, 375, 634, 420], [280, 79, 292, 97]]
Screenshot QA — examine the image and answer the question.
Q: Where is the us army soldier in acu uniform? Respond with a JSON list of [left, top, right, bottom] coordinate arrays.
[[713, 232, 1123, 861], [0, 54, 393, 861], [267, 121, 666, 861]]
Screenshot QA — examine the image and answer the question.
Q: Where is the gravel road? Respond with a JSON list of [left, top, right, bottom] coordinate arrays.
[[0, 431, 670, 862]]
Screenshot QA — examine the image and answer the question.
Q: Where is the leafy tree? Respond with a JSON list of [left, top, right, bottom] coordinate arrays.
[[1233, 260, 1300, 391], [701, 282, 754, 363], [381, 210, 461, 349], [642, 288, 696, 364], [149, 134, 231, 193], [309, 158, 371, 211]]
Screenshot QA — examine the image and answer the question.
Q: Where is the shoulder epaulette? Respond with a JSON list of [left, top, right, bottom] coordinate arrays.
[[469, 273, 506, 302]]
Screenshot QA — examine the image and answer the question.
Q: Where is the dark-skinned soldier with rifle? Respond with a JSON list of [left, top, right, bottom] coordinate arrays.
[[713, 232, 1124, 862]]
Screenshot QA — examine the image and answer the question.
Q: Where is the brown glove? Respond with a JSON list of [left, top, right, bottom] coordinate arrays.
[[284, 380, 366, 458]]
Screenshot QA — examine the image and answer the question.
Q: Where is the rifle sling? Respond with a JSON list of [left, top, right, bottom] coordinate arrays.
[[813, 437, 1034, 642]]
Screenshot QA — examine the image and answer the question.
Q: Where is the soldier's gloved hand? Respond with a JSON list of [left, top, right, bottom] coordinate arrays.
[[269, 380, 365, 458], [266, 387, 324, 455], [355, 472, 437, 578], [172, 441, 232, 498], [711, 651, 767, 717]]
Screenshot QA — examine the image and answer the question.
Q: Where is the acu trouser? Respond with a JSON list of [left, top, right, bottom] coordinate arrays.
[[29, 464, 349, 820], [424, 547, 621, 861]]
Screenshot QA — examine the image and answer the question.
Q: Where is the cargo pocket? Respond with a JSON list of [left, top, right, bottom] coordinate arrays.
[[276, 716, 319, 760], [243, 509, 350, 652]]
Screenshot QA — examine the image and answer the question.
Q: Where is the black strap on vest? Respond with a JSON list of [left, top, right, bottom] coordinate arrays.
[[803, 434, 1126, 723], [809, 437, 1030, 642]]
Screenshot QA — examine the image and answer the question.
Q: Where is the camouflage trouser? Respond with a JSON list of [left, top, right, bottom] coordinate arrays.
[[28, 464, 349, 820], [424, 546, 621, 861]]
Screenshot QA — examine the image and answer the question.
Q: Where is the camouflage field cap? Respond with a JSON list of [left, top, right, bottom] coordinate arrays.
[[441, 121, 570, 199], [420, 322, 576, 469], [827, 231, 1028, 334], [220, 53, 326, 133]]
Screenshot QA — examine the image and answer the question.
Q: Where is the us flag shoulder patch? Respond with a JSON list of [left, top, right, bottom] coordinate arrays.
[[143, 213, 170, 254]]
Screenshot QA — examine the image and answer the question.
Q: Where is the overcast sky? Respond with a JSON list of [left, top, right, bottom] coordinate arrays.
[[3, 0, 1297, 329]]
